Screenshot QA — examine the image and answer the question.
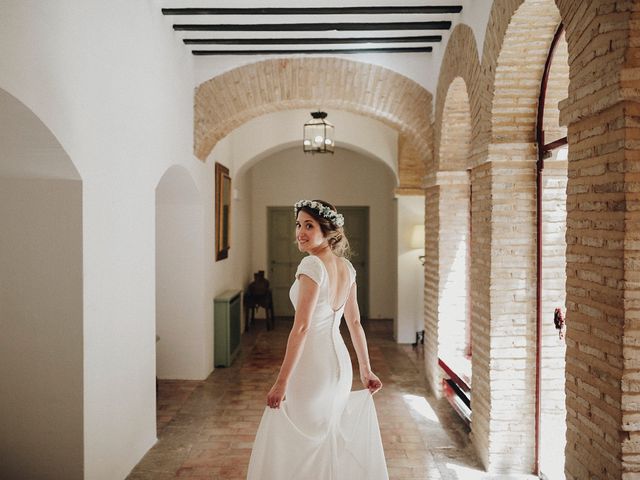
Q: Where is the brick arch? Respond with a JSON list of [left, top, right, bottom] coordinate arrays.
[[467, 0, 565, 472], [195, 58, 433, 191], [478, 0, 589, 155], [438, 78, 472, 172], [428, 0, 640, 476], [553, 0, 639, 125], [541, 29, 568, 144], [469, 0, 640, 476], [477, 0, 562, 162], [433, 23, 480, 173], [492, 1, 561, 143]]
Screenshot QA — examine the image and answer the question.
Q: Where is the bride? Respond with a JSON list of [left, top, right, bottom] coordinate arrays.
[[247, 199, 388, 480]]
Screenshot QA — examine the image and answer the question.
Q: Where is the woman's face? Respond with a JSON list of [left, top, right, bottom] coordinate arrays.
[[295, 210, 326, 253]]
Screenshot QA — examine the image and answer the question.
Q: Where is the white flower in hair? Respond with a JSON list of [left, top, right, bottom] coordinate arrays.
[[294, 200, 345, 227]]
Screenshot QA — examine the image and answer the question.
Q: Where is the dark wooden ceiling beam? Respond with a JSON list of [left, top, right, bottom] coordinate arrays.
[[183, 35, 443, 45], [192, 46, 433, 55], [174, 21, 452, 32], [163, 6, 462, 16]]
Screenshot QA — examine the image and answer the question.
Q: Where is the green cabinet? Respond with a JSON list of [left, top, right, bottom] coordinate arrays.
[[214, 290, 242, 367]]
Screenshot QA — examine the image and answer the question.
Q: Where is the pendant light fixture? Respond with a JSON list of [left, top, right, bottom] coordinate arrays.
[[303, 111, 334, 154]]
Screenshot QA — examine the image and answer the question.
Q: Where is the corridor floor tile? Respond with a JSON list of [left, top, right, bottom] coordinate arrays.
[[127, 319, 537, 480]]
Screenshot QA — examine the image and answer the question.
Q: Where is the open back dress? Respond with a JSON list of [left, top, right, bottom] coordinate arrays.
[[247, 255, 388, 480]]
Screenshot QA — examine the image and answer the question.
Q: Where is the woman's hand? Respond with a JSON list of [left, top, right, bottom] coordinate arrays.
[[266, 381, 287, 409], [360, 370, 383, 395]]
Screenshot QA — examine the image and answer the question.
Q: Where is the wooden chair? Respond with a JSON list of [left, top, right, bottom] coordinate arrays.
[[244, 271, 275, 331]]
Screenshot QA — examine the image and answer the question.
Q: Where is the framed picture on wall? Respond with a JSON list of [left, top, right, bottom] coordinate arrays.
[[215, 162, 231, 261]]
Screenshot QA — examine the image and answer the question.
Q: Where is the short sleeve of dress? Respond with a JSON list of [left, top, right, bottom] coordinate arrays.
[[295, 256, 325, 285], [345, 258, 357, 286]]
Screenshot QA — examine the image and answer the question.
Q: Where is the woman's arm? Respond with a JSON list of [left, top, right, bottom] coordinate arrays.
[[343, 283, 382, 394], [266, 274, 319, 408]]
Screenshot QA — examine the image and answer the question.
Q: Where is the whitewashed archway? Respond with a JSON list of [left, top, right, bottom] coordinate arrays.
[[155, 165, 206, 380], [0, 87, 83, 478]]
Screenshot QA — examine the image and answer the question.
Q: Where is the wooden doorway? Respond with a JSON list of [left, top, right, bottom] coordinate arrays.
[[267, 206, 369, 318]]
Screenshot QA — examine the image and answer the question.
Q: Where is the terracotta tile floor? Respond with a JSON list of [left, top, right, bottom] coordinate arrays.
[[128, 319, 536, 480]]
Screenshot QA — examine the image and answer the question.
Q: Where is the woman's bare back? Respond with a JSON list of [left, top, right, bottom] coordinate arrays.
[[319, 255, 351, 311]]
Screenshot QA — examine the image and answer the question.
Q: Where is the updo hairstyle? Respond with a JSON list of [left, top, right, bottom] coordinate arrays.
[[297, 199, 351, 258]]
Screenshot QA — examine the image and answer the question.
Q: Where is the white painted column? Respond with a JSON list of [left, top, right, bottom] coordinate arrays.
[[396, 195, 425, 343], [83, 178, 157, 480]]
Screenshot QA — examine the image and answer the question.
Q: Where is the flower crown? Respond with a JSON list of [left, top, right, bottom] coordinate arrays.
[[294, 200, 344, 227]]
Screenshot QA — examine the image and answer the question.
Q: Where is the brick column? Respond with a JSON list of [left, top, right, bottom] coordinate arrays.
[[562, 100, 638, 480], [470, 158, 537, 472], [539, 158, 568, 477], [556, 2, 640, 477], [423, 171, 470, 395]]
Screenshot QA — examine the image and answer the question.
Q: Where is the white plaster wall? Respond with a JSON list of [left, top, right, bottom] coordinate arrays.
[[457, 0, 493, 60], [229, 109, 398, 182], [396, 196, 425, 343], [248, 146, 396, 319], [153, 121, 254, 387], [0, 2, 209, 478], [187, 0, 493, 95], [0, 88, 80, 180], [227, 170, 254, 335], [156, 167, 206, 380], [0, 178, 83, 480], [208, 140, 255, 333]]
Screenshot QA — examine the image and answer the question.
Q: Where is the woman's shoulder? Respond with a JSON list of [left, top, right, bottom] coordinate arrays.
[[295, 255, 325, 284], [299, 255, 324, 269]]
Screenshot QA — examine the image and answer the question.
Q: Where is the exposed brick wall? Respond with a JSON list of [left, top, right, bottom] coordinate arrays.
[[424, 186, 440, 394], [471, 0, 524, 166], [469, 162, 492, 469], [621, 100, 640, 477], [472, 0, 560, 162], [434, 24, 482, 170], [431, 0, 568, 473], [542, 30, 569, 144], [540, 158, 568, 476], [564, 102, 626, 480], [539, 22, 569, 478], [194, 58, 432, 190], [435, 176, 470, 363], [555, 0, 640, 478], [429, 0, 640, 476], [489, 1, 561, 145], [427, 64, 473, 395], [539, 12, 569, 478], [469, 0, 639, 477], [423, 172, 470, 395], [621, 5, 640, 461], [484, 160, 538, 472], [398, 136, 431, 194], [470, 0, 555, 461], [439, 78, 472, 172]]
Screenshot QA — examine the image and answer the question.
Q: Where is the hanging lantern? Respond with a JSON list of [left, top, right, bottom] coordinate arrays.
[[303, 111, 334, 154]]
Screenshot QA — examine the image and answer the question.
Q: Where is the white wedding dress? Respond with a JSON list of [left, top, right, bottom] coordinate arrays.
[[247, 255, 388, 480]]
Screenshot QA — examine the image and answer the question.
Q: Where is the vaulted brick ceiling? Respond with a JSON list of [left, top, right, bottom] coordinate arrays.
[[194, 57, 433, 191]]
